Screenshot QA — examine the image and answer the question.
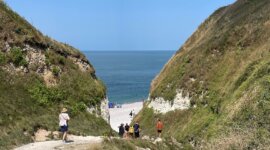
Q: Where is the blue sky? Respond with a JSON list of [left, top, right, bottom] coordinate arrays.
[[5, 0, 235, 51]]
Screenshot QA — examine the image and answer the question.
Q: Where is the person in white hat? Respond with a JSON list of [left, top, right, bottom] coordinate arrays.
[[59, 107, 70, 142]]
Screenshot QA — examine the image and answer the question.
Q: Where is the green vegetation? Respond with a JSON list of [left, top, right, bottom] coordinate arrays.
[[9, 47, 28, 67], [101, 138, 182, 150], [51, 66, 60, 76], [0, 51, 6, 65], [0, 70, 110, 149], [140, 0, 270, 149], [45, 50, 66, 66], [0, 1, 110, 149], [28, 82, 64, 105]]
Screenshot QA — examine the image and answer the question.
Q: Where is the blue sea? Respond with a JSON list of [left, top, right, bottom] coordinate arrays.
[[83, 51, 175, 104]]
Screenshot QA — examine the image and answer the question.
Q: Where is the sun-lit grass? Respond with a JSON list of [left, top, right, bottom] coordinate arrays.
[[0, 1, 110, 149], [140, 0, 270, 149]]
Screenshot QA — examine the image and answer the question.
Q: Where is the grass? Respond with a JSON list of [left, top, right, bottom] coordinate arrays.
[[8, 47, 28, 67], [0, 1, 111, 149], [101, 138, 183, 150], [0, 51, 6, 65], [140, 0, 270, 149], [0, 68, 110, 149]]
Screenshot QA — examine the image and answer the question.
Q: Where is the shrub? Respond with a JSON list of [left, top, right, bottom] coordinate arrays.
[[58, 56, 65, 65], [72, 102, 87, 114], [0, 52, 6, 65], [52, 66, 60, 76], [28, 82, 65, 105], [9, 47, 28, 67]]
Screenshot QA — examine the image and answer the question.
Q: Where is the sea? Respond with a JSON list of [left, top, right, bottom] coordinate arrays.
[[83, 51, 175, 104]]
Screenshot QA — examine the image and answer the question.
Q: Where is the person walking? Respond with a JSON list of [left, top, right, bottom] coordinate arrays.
[[156, 119, 163, 138], [119, 123, 125, 138], [125, 123, 130, 132], [133, 121, 140, 138], [124, 123, 130, 138], [129, 110, 133, 118], [129, 125, 134, 138], [132, 109, 135, 117], [59, 107, 70, 143]]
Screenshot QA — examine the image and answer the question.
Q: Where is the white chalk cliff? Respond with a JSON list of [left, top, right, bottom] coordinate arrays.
[[148, 90, 190, 114]]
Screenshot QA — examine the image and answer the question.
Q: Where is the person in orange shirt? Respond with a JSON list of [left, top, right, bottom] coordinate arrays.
[[156, 119, 163, 138]]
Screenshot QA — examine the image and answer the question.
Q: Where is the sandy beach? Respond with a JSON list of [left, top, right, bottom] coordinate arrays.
[[109, 101, 143, 131]]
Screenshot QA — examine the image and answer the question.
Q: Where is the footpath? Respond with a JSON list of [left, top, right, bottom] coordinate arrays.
[[15, 101, 146, 150], [15, 135, 103, 150]]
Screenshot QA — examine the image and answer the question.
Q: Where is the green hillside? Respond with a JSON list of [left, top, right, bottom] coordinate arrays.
[[0, 2, 110, 149], [137, 0, 270, 149]]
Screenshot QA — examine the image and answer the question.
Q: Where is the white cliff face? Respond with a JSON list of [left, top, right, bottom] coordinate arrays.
[[100, 98, 110, 123], [148, 90, 190, 114], [87, 98, 110, 123]]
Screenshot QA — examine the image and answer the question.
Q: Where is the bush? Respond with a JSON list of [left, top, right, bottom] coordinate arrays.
[[52, 66, 60, 76], [0, 52, 6, 65], [72, 102, 87, 114], [9, 47, 28, 67], [28, 82, 65, 105]]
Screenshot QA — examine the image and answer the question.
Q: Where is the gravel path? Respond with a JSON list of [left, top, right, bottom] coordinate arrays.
[[14, 135, 103, 150]]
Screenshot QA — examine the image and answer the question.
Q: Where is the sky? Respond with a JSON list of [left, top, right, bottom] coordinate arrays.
[[5, 0, 235, 51]]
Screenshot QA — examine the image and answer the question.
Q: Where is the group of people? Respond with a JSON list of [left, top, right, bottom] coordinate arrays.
[[58, 107, 164, 143], [118, 121, 140, 139], [118, 119, 164, 139]]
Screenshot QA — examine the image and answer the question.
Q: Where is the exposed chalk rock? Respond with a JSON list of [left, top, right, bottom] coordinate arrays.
[[100, 98, 110, 123], [34, 129, 51, 142], [148, 90, 190, 114], [68, 56, 93, 72], [87, 98, 110, 123]]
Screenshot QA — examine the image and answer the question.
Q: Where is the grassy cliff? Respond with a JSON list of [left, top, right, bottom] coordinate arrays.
[[0, 2, 110, 149], [138, 0, 270, 149]]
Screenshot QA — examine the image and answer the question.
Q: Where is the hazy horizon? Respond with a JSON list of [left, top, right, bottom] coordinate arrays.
[[82, 49, 177, 52]]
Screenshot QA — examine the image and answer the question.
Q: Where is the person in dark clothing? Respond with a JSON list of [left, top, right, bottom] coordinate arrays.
[[129, 110, 133, 118], [125, 123, 130, 132], [133, 122, 140, 138], [124, 123, 130, 138], [119, 123, 125, 138]]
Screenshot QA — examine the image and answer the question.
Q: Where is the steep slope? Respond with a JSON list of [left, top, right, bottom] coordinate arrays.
[[137, 0, 270, 149], [0, 2, 110, 149]]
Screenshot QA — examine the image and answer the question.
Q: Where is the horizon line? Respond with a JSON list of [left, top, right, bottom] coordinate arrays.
[[81, 50, 177, 52]]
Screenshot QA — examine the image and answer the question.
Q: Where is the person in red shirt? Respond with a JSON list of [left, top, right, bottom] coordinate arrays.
[[156, 119, 163, 138]]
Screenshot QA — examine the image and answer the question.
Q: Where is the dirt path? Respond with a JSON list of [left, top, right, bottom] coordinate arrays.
[[14, 135, 103, 150]]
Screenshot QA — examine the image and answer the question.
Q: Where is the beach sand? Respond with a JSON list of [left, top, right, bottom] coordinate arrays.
[[109, 101, 143, 131]]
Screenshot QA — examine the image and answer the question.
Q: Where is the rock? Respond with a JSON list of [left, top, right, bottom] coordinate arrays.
[[142, 135, 150, 140], [87, 98, 110, 123], [148, 89, 190, 114], [52, 131, 60, 139], [43, 70, 57, 86], [23, 131, 28, 136], [20, 66, 24, 70], [34, 129, 51, 142], [171, 137, 183, 148], [5, 42, 11, 52], [100, 98, 110, 123], [154, 137, 163, 144], [23, 67, 29, 73], [68, 56, 93, 73], [136, 147, 151, 150]]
